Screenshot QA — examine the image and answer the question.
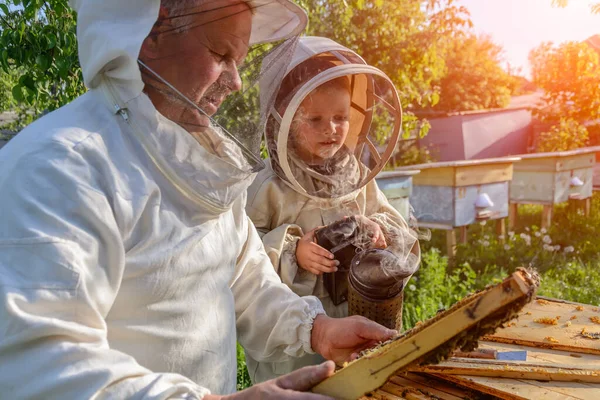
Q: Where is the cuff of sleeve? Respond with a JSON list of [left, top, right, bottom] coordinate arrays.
[[282, 233, 301, 264], [284, 295, 326, 357]]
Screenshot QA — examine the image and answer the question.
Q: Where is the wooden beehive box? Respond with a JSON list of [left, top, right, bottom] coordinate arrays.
[[592, 147, 600, 190], [375, 170, 420, 221], [511, 147, 600, 205], [396, 158, 520, 230]]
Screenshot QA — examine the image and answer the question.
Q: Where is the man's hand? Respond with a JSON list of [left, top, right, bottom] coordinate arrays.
[[204, 361, 336, 399], [296, 228, 339, 275], [353, 215, 387, 249], [311, 314, 397, 365]]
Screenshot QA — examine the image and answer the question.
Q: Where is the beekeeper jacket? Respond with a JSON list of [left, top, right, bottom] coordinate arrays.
[[244, 160, 417, 382], [0, 0, 324, 398]]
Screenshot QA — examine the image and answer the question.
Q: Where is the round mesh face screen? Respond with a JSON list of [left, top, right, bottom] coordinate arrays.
[[268, 68, 402, 199]]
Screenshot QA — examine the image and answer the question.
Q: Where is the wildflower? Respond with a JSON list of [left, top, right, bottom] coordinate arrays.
[[564, 246, 575, 253], [543, 244, 552, 251], [479, 220, 487, 226], [525, 227, 530, 232], [508, 231, 515, 237], [543, 235, 552, 244], [534, 231, 541, 237], [554, 245, 561, 251], [519, 233, 528, 240], [482, 240, 490, 247], [540, 228, 547, 234], [409, 284, 416, 291], [504, 244, 511, 251]]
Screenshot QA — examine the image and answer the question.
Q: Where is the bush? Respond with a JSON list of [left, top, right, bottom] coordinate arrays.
[[536, 117, 589, 152]]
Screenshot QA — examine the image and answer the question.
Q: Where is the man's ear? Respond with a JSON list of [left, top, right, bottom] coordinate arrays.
[[140, 35, 159, 60], [140, 5, 170, 60]]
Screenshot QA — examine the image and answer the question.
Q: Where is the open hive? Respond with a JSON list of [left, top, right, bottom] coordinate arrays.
[[312, 268, 539, 400]]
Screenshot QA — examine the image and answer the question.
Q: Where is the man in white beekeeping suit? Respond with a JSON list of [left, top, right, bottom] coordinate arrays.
[[0, 0, 396, 398]]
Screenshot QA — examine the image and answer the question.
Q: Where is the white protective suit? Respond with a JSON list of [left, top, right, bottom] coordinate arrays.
[[0, 1, 327, 399], [245, 37, 421, 383]]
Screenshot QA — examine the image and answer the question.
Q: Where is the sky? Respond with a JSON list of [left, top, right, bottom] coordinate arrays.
[[455, 0, 600, 77]]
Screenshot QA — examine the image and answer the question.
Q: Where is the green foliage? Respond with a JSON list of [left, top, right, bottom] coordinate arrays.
[[536, 117, 589, 152], [0, 68, 17, 110], [431, 34, 513, 112], [529, 41, 600, 123], [296, 0, 472, 142], [0, 0, 85, 121], [236, 342, 252, 391], [387, 140, 436, 168], [539, 260, 600, 305]]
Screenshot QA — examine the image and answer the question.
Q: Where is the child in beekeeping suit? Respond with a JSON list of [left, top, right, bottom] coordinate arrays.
[[245, 36, 421, 383]]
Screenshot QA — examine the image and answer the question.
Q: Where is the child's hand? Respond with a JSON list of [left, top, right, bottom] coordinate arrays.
[[352, 215, 387, 249], [296, 228, 339, 275]]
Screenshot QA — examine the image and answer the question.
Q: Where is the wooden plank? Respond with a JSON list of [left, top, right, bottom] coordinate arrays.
[[412, 167, 455, 187], [377, 382, 438, 400], [454, 163, 513, 187], [311, 270, 538, 399], [446, 230, 457, 259], [513, 156, 559, 173], [432, 374, 527, 400], [496, 218, 506, 241], [434, 374, 595, 400], [558, 153, 595, 172], [458, 226, 468, 244], [508, 203, 518, 231], [476, 341, 600, 367], [510, 171, 555, 203], [395, 373, 477, 399], [484, 298, 600, 355], [415, 222, 454, 230], [409, 359, 600, 383], [388, 375, 469, 400], [541, 205, 553, 229]]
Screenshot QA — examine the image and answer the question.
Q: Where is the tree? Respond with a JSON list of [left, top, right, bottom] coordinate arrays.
[[296, 0, 471, 138], [536, 118, 589, 152], [430, 34, 514, 112], [0, 0, 84, 127], [529, 41, 600, 124], [551, 0, 600, 14]]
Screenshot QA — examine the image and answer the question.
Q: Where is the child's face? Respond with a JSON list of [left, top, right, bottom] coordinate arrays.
[[291, 85, 351, 164]]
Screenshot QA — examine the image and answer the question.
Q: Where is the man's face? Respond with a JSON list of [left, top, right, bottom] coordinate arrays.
[[140, 0, 252, 133]]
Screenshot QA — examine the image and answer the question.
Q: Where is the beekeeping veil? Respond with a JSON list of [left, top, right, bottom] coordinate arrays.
[[125, 0, 307, 174], [262, 36, 402, 200]]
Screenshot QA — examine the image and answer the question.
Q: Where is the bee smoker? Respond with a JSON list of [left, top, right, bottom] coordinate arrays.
[[347, 248, 410, 331], [314, 216, 361, 306]]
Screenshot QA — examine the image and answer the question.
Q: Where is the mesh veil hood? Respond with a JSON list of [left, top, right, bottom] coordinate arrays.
[[69, 0, 308, 100], [260, 36, 403, 201]]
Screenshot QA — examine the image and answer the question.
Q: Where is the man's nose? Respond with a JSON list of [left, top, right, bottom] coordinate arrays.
[[225, 62, 243, 92]]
